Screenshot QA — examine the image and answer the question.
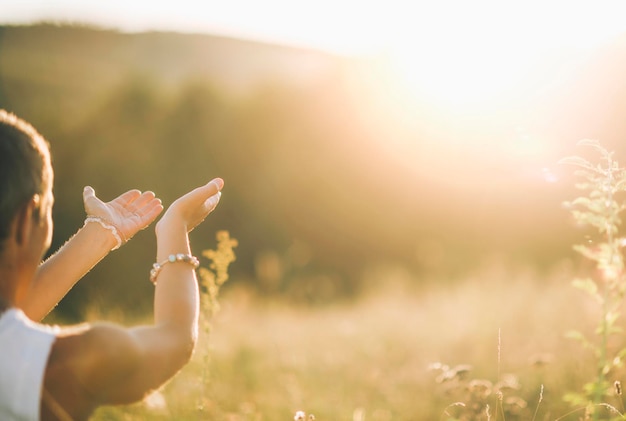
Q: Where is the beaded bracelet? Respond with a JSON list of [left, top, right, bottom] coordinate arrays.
[[84, 216, 125, 250], [149, 253, 200, 285]]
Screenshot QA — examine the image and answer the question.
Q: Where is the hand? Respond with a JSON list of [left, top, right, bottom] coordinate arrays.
[[83, 187, 164, 242], [157, 178, 223, 234]]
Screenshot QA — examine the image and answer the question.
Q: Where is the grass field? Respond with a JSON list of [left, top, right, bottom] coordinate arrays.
[[90, 260, 619, 421]]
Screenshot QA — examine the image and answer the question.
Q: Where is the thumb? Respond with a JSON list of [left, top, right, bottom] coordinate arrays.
[[203, 191, 222, 212], [83, 186, 95, 202], [83, 186, 99, 212]]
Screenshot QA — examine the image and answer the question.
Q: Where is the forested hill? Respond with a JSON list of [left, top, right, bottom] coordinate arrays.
[[2, 24, 626, 318], [0, 23, 341, 116]]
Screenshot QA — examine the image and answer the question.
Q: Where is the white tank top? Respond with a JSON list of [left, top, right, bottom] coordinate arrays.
[[0, 308, 57, 421]]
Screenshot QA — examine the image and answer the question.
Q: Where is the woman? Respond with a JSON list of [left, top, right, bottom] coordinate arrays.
[[0, 109, 223, 420]]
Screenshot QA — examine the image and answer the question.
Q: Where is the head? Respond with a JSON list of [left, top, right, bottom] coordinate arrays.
[[0, 110, 54, 259]]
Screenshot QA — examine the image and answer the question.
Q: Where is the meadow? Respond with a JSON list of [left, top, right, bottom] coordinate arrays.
[[89, 259, 612, 421], [87, 140, 626, 421], [4, 24, 626, 421]]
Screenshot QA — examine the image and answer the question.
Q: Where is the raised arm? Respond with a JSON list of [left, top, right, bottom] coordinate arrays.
[[42, 179, 224, 419], [23, 187, 163, 321], [118, 178, 225, 398]]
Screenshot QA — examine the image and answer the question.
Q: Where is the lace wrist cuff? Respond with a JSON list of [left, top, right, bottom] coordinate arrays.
[[84, 216, 124, 250]]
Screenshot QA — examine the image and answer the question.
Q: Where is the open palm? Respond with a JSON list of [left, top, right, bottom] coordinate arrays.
[[83, 186, 164, 242]]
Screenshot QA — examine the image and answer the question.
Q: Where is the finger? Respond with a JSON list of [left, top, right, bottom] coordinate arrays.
[[203, 178, 224, 196], [189, 178, 224, 204], [203, 191, 222, 213], [136, 197, 162, 214], [113, 189, 142, 206], [131, 191, 157, 209], [213, 178, 224, 191], [186, 191, 221, 232], [136, 198, 163, 220], [139, 201, 164, 225]]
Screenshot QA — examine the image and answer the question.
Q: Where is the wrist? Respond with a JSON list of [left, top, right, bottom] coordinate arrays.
[[155, 214, 187, 238], [149, 253, 199, 285], [155, 217, 191, 258], [83, 216, 124, 250]]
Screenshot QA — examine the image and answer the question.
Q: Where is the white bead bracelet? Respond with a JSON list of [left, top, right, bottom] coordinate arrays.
[[149, 253, 200, 285]]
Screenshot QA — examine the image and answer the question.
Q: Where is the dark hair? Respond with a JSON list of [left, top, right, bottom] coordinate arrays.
[[0, 110, 52, 248]]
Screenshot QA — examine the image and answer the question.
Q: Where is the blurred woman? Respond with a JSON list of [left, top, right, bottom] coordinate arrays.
[[0, 109, 223, 420]]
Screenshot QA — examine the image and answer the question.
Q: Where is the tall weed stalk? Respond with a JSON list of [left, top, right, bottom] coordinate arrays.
[[561, 139, 626, 420], [196, 230, 238, 415]]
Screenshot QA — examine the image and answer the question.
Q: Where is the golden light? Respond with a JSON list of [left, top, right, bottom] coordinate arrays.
[[388, 35, 533, 109], [380, 2, 626, 111]]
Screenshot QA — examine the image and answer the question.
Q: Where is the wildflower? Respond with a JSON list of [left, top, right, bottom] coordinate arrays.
[[468, 379, 493, 399], [294, 411, 315, 421]]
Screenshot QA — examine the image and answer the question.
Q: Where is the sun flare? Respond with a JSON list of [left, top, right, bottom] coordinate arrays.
[[380, 2, 626, 110], [388, 38, 531, 109]]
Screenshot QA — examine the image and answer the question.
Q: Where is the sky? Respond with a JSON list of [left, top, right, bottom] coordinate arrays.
[[3, 1, 626, 205], [2, 1, 626, 56], [3, 1, 626, 115]]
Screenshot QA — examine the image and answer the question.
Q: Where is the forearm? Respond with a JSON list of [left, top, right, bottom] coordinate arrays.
[[23, 221, 117, 321], [153, 220, 200, 342], [88, 181, 219, 403], [99, 227, 200, 404]]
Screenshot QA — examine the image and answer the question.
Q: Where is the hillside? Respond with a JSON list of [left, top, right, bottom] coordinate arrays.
[[0, 24, 341, 117], [2, 24, 626, 317]]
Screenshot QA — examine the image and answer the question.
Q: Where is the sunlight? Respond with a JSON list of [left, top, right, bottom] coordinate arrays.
[[381, 2, 626, 110], [388, 34, 534, 109]]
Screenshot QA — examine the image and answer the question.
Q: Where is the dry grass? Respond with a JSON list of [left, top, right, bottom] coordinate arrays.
[[90, 258, 622, 420]]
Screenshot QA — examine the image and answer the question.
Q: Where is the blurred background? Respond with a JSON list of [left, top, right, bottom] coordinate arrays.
[[4, 2, 626, 419], [2, 1, 626, 319]]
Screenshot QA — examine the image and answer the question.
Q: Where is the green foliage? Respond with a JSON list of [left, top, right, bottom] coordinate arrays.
[[561, 139, 626, 419]]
